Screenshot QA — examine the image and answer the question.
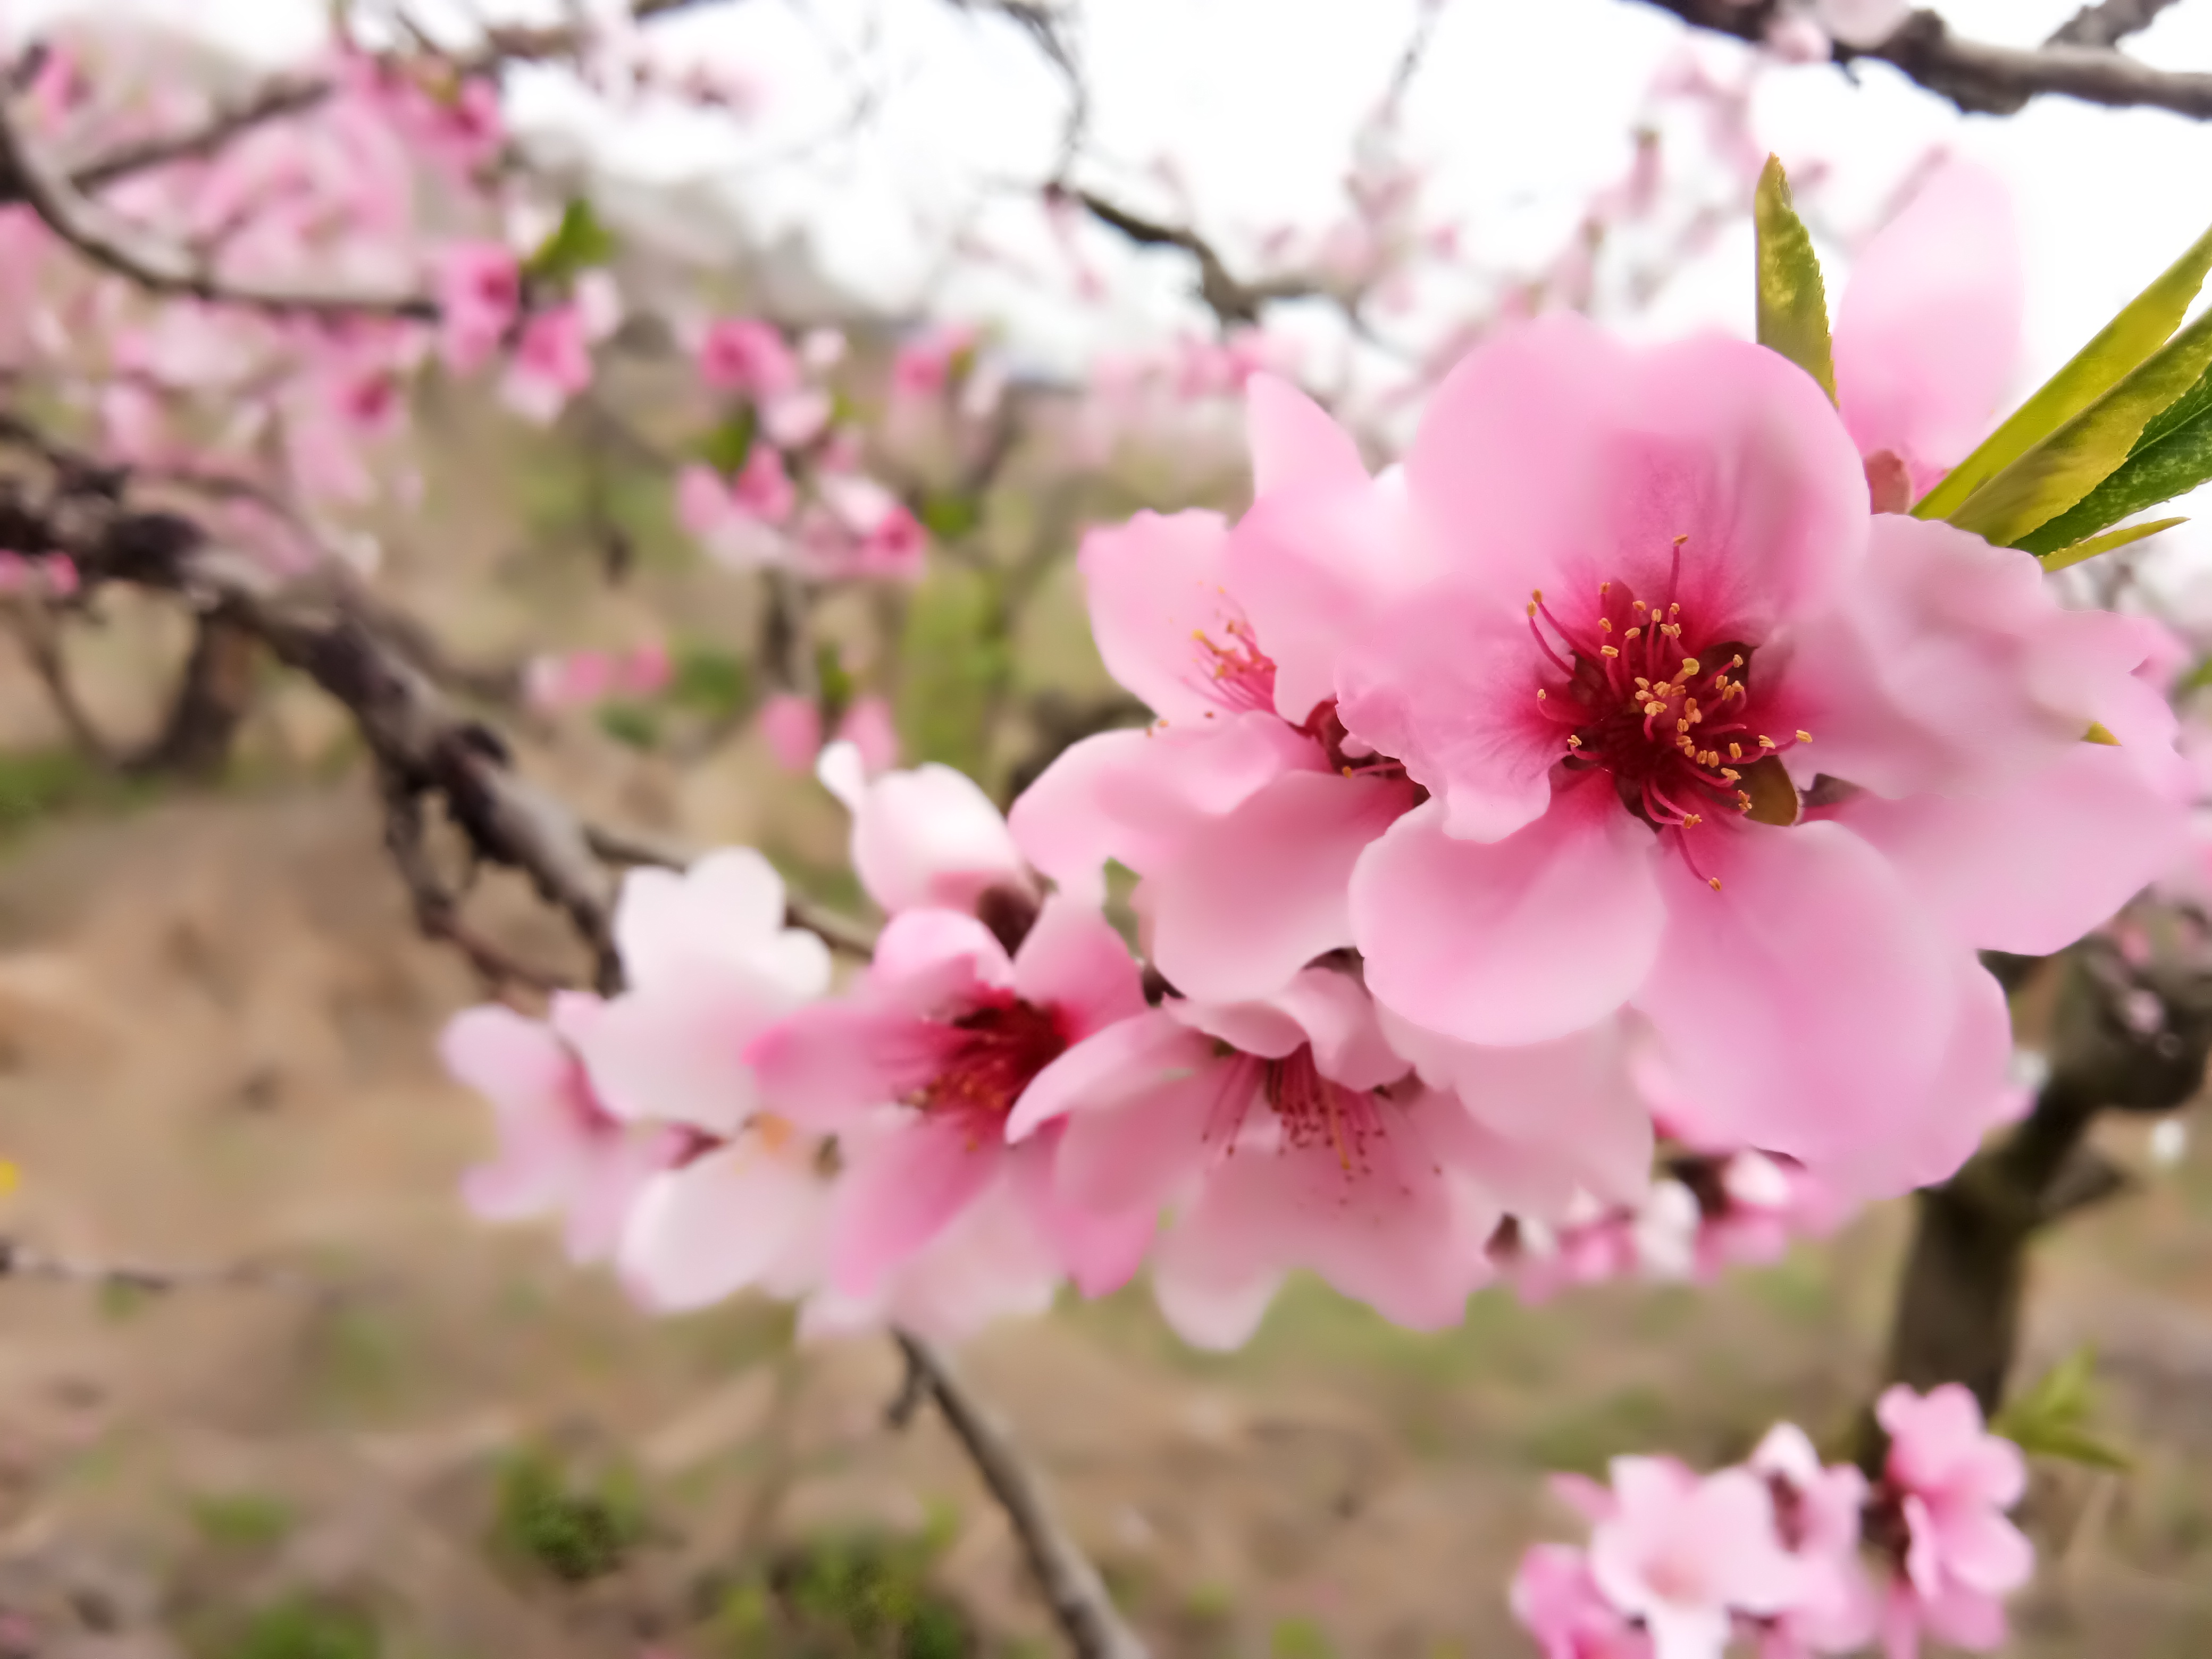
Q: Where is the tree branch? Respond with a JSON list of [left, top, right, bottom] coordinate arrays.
[[0, 1235, 306, 1295], [1628, 1, 2212, 120], [891, 1332, 1149, 1659], [2050, 0, 2189, 49], [1054, 186, 1322, 329]]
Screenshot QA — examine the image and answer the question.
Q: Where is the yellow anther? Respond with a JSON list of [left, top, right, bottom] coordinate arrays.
[[1673, 533, 1689, 546], [1730, 655, 1745, 668], [1795, 730, 1812, 743], [1527, 601, 1539, 619], [1632, 599, 1648, 612], [1598, 617, 1613, 632], [1599, 580, 1612, 594], [1758, 735, 1778, 750], [1729, 742, 1742, 760], [1601, 645, 1620, 658], [1680, 658, 1700, 676], [1624, 626, 1642, 641], [1707, 876, 1722, 891], [1565, 734, 1582, 749], [1676, 718, 1690, 734], [1668, 602, 1681, 616], [1720, 767, 1740, 782], [1645, 701, 1666, 717], [1683, 814, 1702, 827], [1536, 688, 1547, 700], [1532, 588, 1544, 602]]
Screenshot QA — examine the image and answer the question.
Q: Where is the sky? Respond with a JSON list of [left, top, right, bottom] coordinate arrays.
[[20, 0, 2212, 573]]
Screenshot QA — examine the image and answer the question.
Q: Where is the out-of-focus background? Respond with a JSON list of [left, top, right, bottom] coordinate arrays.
[[0, 2, 2208, 1656]]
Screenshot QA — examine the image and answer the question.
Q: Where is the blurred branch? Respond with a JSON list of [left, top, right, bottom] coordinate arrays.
[[0, 97, 439, 321], [127, 607, 259, 780], [1054, 184, 1322, 329], [1630, 0, 2212, 119], [890, 1332, 1149, 1659], [3, 600, 116, 767], [0, 1235, 307, 1295], [67, 77, 333, 194], [2051, 0, 2188, 49], [381, 767, 572, 994], [948, 0, 1087, 175]]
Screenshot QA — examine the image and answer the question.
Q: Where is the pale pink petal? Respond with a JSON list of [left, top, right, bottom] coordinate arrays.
[[568, 961, 799, 1132], [1404, 314, 1867, 642], [1841, 742, 2187, 955], [1008, 716, 1318, 902], [1638, 821, 1958, 1185], [1145, 770, 1415, 1004], [1150, 1235, 1285, 1350], [1052, 1057, 1228, 1217], [869, 908, 1013, 1009], [1076, 509, 1252, 721], [1352, 778, 1665, 1044], [1835, 161, 2021, 492], [1008, 894, 1146, 1038], [852, 764, 1029, 916], [1010, 1130, 1155, 1295], [619, 1138, 825, 1312], [748, 999, 944, 1128], [1245, 372, 1366, 497], [828, 1113, 1002, 1294]]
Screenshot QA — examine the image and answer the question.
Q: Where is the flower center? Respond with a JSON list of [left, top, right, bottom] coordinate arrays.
[[1189, 618, 1277, 714], [1261, 1044, 1385, 1172], [914, 992, 1070, 1140], [1526, 569, 1811, 876]]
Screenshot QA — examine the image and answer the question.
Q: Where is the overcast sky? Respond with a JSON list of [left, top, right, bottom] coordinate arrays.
[[19, 0, 2212, 577]]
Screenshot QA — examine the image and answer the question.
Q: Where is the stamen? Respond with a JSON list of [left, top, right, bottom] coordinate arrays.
[[1795, 730, 1812, 743]]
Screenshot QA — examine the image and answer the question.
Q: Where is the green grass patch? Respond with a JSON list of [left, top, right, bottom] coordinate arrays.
[[709, 1515, 970, 1658], [491, 1444, 646, 1584], [191, 1491, 294, 1551]]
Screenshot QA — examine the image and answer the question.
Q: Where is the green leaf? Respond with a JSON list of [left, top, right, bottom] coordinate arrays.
[[2039, 515, 2187, 572], [814, 642, 857, 716], [669, 645, 750, 718], [595, 702, 659, 751], [1753, 156, 1836, 404], [1918, 220, 2212, 522], [1992, 1344, 2133, 1472], [523, 198, 617, 286], [1946, 303, 2212, 547], [918, 490, 982, 541], [2018, 366, 2212, 552], [699, 407, 758, 476]]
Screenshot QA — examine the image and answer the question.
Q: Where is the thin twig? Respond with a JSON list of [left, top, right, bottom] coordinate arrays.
[[891, 1331, 1148, 1659], [0, 1235, 308, 1295], [2049, 0, 2188, 49], [1629, 0, 2212, 120], [382, 769, 573, 995], [1057, 185, 1323, 328], [4, 602, 115, 767]]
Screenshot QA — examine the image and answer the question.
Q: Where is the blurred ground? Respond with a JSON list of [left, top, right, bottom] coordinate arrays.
[[0, 411, 2203, 1657]]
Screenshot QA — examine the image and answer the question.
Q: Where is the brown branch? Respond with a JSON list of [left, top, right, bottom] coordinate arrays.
[[0, 1235, 306, 1295], [4, 600, 116, 767], [1629, 1, 2212, 119], [127, 606, 258, 779], [891, 1332, 1149, 1659], [67, 77, 334, 194], [381, 768, 572, 995], [1057, 186, 1322, 328], [2050, 0, 2189, 49], [0, 97, 438, 322]]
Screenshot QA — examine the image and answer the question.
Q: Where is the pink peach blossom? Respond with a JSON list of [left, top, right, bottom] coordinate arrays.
[[731, 443, 797, 524], [834, 696, 902, 776], [750, 897, 1151, 1300], [1586, 1457, 1802, 1658], [759, 692, 825, 774], [1009, 376, 1425, 1005], [1008, 968, 1518, 1346], [1749, 1423, 1876, 1655], [435, 241, 520, 374], [502, 303, 594, 424], [1834, 161, 2021, 506], [1872, 1385, 2033, 1658], [440, 997, 686, 1265], [1328, 315, 2183, 1197], [1512, 1544, 1654, 1659], [698, 316, 799, 397], [818, 750, 1032, 918], [892, 324, 977, 399]]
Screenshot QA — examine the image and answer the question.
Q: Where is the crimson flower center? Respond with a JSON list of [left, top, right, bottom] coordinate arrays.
[[1525, 573, 1809, 858], [915, 991, 1069, 1139]]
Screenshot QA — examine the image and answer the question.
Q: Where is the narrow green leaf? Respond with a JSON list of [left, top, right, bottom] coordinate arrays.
[[1991, 1344, 2131, 1470], [1947, 305, 2212, 547], [2084, 722, 2122, 746], [1918, 220, 2212, 521], [699, 407, 757, 476], [2018, 369, 2212, 552], [1753, 156, 1836, 404], [523, 198, 618, 286], [2040, 516, 2186, 573]]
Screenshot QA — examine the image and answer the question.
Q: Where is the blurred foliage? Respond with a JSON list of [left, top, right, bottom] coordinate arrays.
[[491, 1443, 646, 1583], [672, 643, 753, 720], [0, 747, 159, 839], [190, 1491, 295, 1551], [708, 1513, 969, 1658], [918, 489, 983, 542], [898, 566, 1011, 781], [202, 1596, 378, 1659], [594, 700, 661, 751], [1992, 1344, 2132, 1471], [523, 198, 618, 287], [700, 407, 759, 475], [1269, 1616, 1339, 1659]]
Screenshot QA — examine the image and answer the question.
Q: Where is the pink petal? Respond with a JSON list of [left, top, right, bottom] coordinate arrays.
[[1842, 741, 2188, 956], [748, 999, 945, 1129], [1936, 1508, 2033, 1597], [1008, 716, 1319, 902], [1076, 509, 1249, 722], [1636, 821, 1959, 1181], [1351, 778, 1665, 1044], [1008, 894, 1146, 1040], [1150, 1243, 1284, 1351], [1008, 1009, 1210, 1140], [1145, 770, 1414, 1004], [870, 908, 1013, 1011], [1405, 314, 1866, 646], [1245, 372, 1367, 497], [1834, 160, 2021, 491], [828, 1113, 1003, 1295], [853, 764, 1029, 917], [1011, 1131, 1155, 1296], [1335, 579, 1562, 843], [619, 1139, 825, 1312]]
